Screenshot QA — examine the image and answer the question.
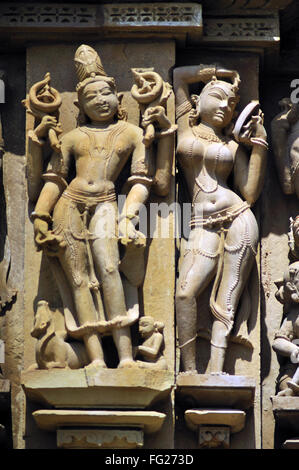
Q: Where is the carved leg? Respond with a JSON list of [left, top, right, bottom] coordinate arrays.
[[53, 198, 105, 367], [176, 228, 219, 373], [90, 202, 135, 367], [210, 211, 258, 373]]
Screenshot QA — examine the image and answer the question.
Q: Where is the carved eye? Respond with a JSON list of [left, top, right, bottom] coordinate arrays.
[[209, 92, 223, 100]]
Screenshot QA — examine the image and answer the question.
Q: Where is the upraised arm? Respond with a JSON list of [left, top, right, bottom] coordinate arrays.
[[234, 112, 268, 205]]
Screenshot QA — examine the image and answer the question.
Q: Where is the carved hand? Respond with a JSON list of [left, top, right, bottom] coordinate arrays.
[[34, 218, 66, 255], [238, 110, 267, 146], [142, 106, 171, 130], [118, 218, 146, 247], [34, 115, 61, 139]]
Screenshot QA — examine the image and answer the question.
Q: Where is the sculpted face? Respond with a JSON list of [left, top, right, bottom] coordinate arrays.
[[198, 81, 238, 129], [139, 318, 154, 338], [81, 80, 119, 123]]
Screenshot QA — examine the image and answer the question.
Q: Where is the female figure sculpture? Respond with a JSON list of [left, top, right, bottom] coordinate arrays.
[[25, 45, 174, 369], [173, 66, 267, 373]]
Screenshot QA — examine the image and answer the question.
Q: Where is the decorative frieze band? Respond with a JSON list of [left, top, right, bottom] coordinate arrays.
[[0, 3, 202, 32], [0, 3, 280, 46], [0, 4, 97, 27], [103, 3, 202, 30], [204, 15, 280, 44]]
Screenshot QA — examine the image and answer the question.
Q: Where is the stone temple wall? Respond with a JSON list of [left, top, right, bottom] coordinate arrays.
[[0, 0, 298, 452]]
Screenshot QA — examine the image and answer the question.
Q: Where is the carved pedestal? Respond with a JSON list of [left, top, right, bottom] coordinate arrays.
[[176, 374, 255, 449], [185, 409, 245, 449], [22, 368, 173, 448], [271, 396, 299, 448], [33, 409, 166, 449]]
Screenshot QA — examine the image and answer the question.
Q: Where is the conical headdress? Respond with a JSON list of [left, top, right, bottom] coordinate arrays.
[[74, 44, 107, 81], [74, 44, 116, 94]]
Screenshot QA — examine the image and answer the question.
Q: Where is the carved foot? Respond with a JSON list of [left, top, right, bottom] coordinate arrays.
[[230, 334, 253, 349], [85, 360, 107, 372], [25, 363, 39, 372], [287, 380, 299, 395], [180, 369, 198, 376], [118, 359, 138, 369], [210, 371, 229, 376], [277, 387, 294, 397]]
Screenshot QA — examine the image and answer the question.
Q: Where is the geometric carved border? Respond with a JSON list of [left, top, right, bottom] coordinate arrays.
[[204, 15, 280, 44], [0, 4, 97, 27]]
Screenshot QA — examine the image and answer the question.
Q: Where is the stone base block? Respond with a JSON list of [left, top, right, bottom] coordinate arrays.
[[271, 396, 299, 433], [185, 409, 246, 433], [176, 374, 255, 410], [184, 409, 245, 449], [283, 439, 299, 449], [32, 409, 166, 449], [21, 368, 174, 409]]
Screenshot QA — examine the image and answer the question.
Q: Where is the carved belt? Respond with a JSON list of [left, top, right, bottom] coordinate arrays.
[[189, 201, 250, 229], [61, 186, 116, 209]]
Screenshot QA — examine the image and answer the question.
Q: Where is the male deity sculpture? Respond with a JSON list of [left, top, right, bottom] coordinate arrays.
[[24, 45, 174, 369]]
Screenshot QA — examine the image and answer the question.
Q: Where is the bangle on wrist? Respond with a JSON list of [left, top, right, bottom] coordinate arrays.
[[251, 137, 268, 150], [31, 211, 52, 223], [155, 125, 177, 139]]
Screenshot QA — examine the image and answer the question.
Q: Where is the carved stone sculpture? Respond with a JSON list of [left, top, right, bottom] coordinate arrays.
[[271, 99, 299, 260], [271, 99, 299, 198], [134, 316, 167, 370], [30, 300, 89, 370], [173, 65, 267, 374], [24, 44, 174, 370], [272, 261, 299, 396]]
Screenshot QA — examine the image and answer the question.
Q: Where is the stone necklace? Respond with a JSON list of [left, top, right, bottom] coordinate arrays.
[[191, 126, 229, 196]]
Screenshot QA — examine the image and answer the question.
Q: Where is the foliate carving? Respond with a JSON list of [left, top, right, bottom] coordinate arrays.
[[0, 4, 96, 27], [57, 429, 143, 449], [173, 65, 267, 374], [204, 16, 280, 42]]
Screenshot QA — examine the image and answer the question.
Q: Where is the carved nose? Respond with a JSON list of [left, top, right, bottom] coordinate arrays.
[[97, 94, 106, 104], [219, 100, 228, 109]]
